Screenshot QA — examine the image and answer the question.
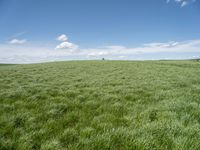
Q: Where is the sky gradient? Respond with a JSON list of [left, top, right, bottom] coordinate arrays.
[[0, 0, 200, 63]]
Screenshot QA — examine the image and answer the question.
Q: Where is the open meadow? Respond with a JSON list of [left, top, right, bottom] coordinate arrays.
[[1, 60, 200, 150]]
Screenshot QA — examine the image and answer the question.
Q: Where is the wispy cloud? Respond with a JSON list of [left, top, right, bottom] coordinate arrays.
[[56, 34, 68, 42], [181, 1, 188, 7], [9, 31, 27, 39], [81, 40, 200, 57], [9, 39, 27, 44], [167, 0, 196, 7], [1, 39, 200, 63]]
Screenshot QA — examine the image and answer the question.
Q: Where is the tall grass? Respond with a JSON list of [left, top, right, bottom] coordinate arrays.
[[1, 61, 200, 149]]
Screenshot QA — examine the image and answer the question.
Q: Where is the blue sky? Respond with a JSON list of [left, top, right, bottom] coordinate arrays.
[[0, 0, 200, 63]]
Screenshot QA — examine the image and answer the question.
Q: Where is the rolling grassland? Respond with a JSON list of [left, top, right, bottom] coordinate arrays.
[[1, 61, 200, 150]]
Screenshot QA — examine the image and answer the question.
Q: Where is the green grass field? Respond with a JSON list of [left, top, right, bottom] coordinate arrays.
[[1, 60, 200, 150]]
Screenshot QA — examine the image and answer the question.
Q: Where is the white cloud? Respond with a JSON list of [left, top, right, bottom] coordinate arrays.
[[144, 41, 179, 48], [175, 0, 183, 2], [1, 39, 200, 63], [167, 0, 196, 7], [56, 34, 68, 42], [80, 40, 200, 57], [181, 1, 188, 7], [55, 34, 78, 50], [9, 39, 27, 44], [55, 41, 78, 50]]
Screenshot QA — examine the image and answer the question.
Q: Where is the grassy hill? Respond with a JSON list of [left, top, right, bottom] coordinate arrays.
[[1, 60, 200, 150]]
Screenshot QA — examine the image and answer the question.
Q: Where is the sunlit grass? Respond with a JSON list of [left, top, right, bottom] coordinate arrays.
[[1, 60, 200, 149]]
